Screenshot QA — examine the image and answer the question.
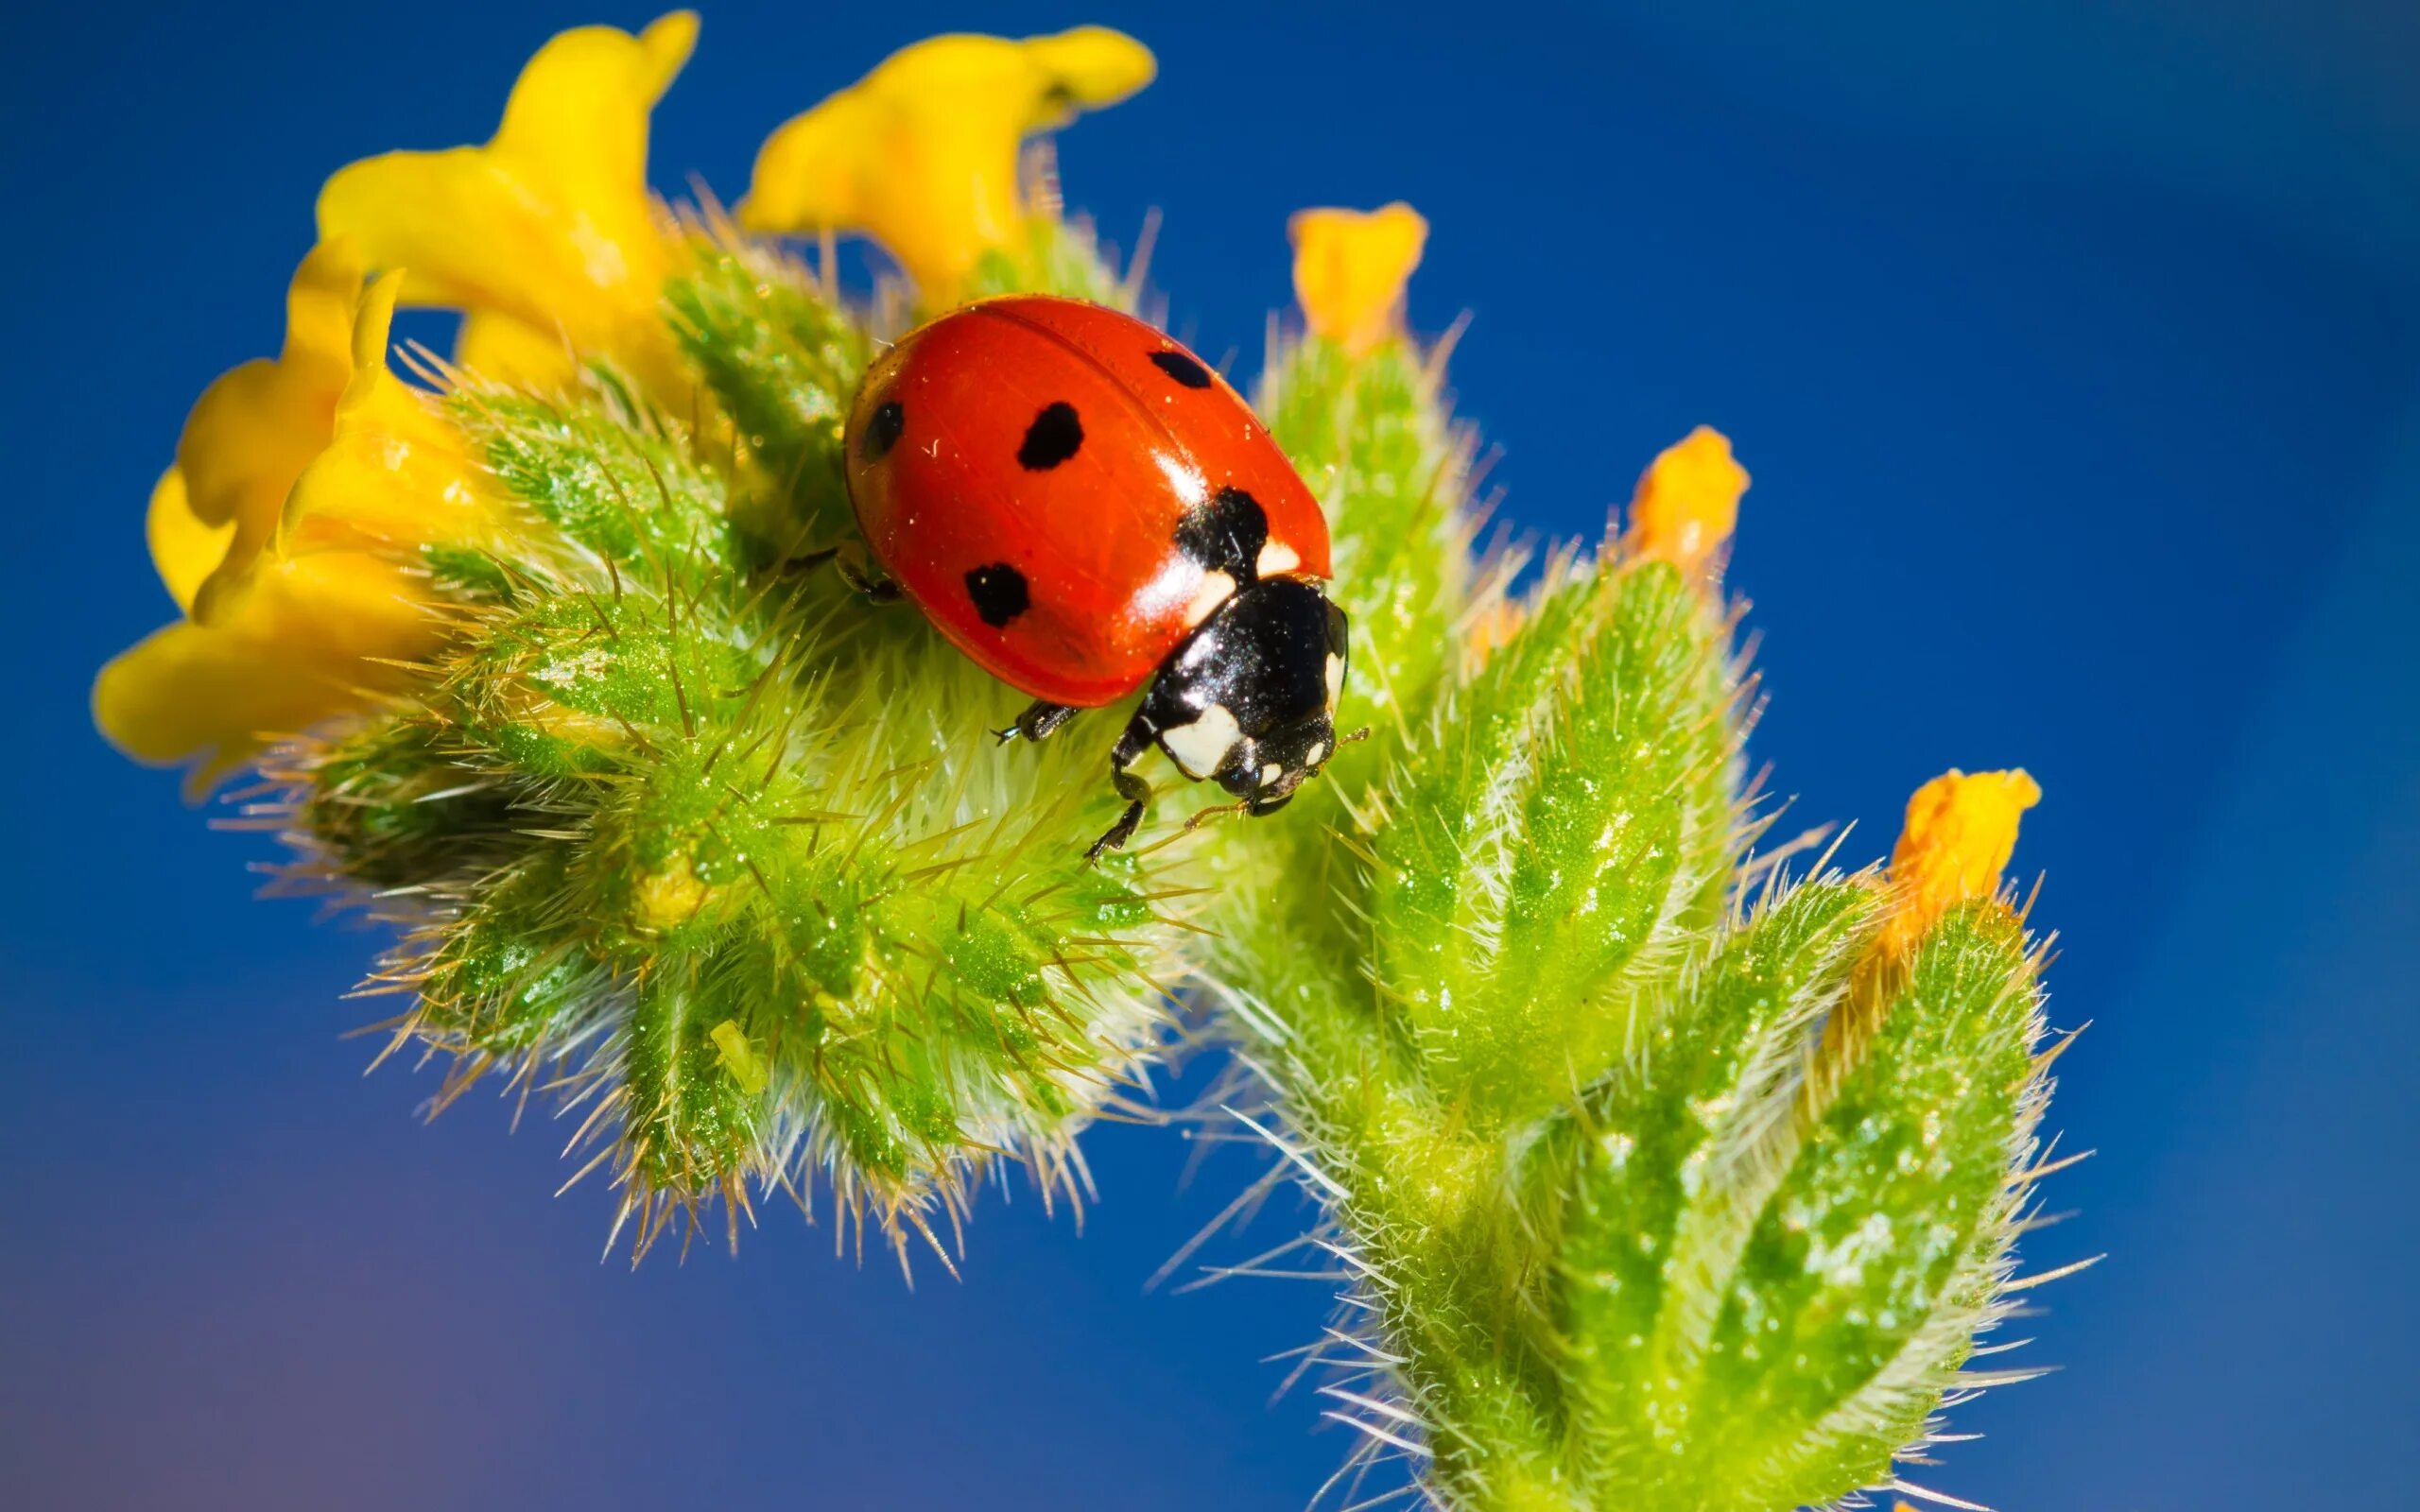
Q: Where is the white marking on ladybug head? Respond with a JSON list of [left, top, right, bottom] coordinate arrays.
[[1260, 763, 1283, 785], [1183, 570, 1239, 628], [1161, 703, 1244, 781], [1306, 739, 1330, 767], [1255, 540, 1301, 577], [1324, 651, 1346, 706]]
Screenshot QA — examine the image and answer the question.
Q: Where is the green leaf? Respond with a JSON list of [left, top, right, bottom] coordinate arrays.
[[1369, 562, 1735, 1123], [1692, 905, 2044, 1509], [1559, 877, 1880, 1502]]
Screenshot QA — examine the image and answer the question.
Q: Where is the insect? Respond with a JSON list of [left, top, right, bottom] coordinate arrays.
[[841, 294, 1351, 858]]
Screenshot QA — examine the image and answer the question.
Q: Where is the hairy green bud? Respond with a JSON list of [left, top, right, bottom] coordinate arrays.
[[1189, 328, 2070, 1512], [254, 232, 1196, 1260]]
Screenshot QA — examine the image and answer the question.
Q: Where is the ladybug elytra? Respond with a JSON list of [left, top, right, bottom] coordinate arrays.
[[840, 295, 1351, 857]]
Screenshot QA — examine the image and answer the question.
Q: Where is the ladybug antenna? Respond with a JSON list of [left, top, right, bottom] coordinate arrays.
[[1339, 727, 1374, 747], [1183, 799, 1254, 833]]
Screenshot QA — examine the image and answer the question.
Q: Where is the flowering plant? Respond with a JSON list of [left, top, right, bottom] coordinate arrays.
[[96, 18, 2082, 1510]]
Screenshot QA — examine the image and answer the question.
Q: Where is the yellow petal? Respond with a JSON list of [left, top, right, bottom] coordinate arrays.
[[739, 27, 1154, 296], [1289, 203, 1427, 356], [493, 9, 695, 220], [1018, 27, 1160, 117], [166, 242, 369, 617], [278, 237, 374, 375], [455, 308, 579, 388], [1879, 768, 2043, 954], [145, 468, 235, 615], [105, 265, 510, 789], [182, 270, 504, 624], [170, 357, 337, 592], [278, 272, 509, 559], [1630, 426, 1749, 575], [94, 550, 438, 786], [316, 13, 694, 387]]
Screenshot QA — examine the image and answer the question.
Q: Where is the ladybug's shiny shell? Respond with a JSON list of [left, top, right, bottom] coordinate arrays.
[[842, 295, 1332, 708]]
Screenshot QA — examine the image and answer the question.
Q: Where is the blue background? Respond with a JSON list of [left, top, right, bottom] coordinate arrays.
[[4, 3, 2414, 1507]]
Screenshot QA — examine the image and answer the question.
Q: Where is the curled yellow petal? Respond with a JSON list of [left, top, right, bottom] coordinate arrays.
[[1629, 426, 1748, 576], [166, 239, 366, 600], [1878, 768, 2043, 957], [739, 27, 1155, 297], [275, 272, 510, 562], [316, 11, 697, 391], [1289, 202, 1427, 356], [99, 261, 507, 787], [145, 470, 234, 616]]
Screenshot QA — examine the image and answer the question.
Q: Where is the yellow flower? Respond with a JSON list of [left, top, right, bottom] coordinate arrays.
[[1823, 768, 2042, 1082], [1630, 426, 1749, 576], [147, 240, 360, 618], [739, 27, 1155, 299], [1876, 767, 2043, 956], [316, 12, 698, 394], [95, 249, 508, 789], [95, 554, 437, 792], [1289, 202, 1428, 355]]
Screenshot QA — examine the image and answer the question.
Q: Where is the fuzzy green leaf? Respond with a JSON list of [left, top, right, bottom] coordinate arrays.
[[1368, 562, 1735, 1123], [1559, 877, 1881, 1501]]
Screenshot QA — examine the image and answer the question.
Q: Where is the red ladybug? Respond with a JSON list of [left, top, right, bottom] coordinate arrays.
[[841, 295, 1351, 856]]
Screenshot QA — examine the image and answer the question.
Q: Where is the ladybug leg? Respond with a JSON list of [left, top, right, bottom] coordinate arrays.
[[994, 698, 1079, 747], [834, 541, 903, 604], [764, 544, 838, 578], [1084, 716, 1157, 862], [756, 541, 901, 602]]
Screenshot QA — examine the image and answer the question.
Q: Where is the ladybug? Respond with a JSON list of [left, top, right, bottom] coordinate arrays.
[[840, 294, 1351, 858]]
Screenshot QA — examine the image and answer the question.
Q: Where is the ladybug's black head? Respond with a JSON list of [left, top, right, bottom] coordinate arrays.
[[1136, 576, 1350, 814]]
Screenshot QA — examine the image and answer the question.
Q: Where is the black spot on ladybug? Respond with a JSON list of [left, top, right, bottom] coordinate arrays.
[[1017, 403, 1084, 470], [1150, 350, 1214, 389], [861, 399, 905, 463], [1174, 486, 1270, 584], [964, 563, 1029, 627]]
